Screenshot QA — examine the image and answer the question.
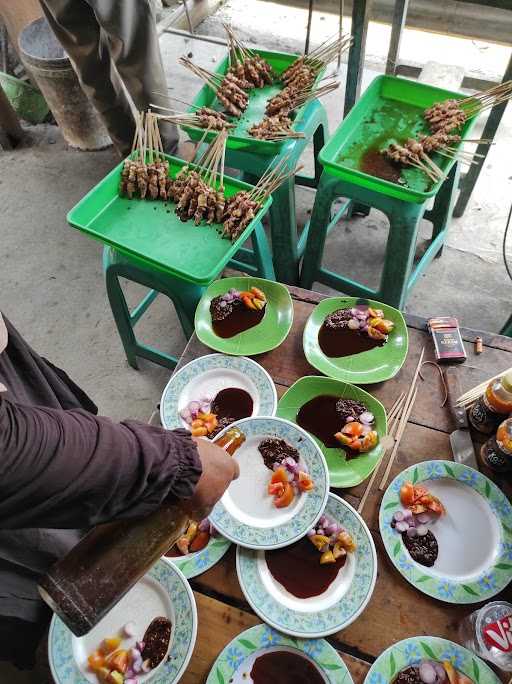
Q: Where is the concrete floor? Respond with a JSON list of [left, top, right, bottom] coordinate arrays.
[[1, 4, 512, 681]]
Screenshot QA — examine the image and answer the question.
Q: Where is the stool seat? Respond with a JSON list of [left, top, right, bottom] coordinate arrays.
[[300, 163, 460, 309]]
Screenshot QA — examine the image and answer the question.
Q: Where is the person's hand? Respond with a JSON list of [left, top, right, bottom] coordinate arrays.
[[182, 437, 240, 519]]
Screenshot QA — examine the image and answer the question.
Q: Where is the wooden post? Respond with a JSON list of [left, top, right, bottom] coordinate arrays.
[[344, 0, 373, 117], [385, 0, 409, 75], [0, 0, 42, 58]]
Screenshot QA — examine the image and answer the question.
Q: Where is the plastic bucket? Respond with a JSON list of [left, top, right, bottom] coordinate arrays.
[[18, 16, 110, 150], [0, 71, 48, 124]]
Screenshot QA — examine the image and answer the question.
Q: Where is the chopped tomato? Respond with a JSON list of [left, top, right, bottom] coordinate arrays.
[[189, 530, 210, 552], [399, 482, 415, 506], [268, 481, 285, 496], [334, 431, 352, 446], [87, 651, 105, 672], [105, 649, 129, 674], [341, 421, 364, 437], [99, 637, 121, 655], [270, 466, 288, 484], [274, 482, 295, 508], [429, 499, 445, 515], [298, 471, 314, 492]]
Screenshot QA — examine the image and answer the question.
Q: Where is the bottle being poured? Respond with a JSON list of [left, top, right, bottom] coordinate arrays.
[[39, 428, 245, 636]]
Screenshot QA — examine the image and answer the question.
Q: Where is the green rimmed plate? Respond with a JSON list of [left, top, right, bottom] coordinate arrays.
[[206, 624, 353, 684], [49, 560, 197, 684], [236, 493, 377, 638], [194, 277, 294, 355], [364, 636, 500, 684], [210, 416, 329, 549], [160, 353, 277, 430], [163, 531, 231, 579], [303, 297, 408, 384], [380, 460, 512, 604], [277, 376, 387, 488]]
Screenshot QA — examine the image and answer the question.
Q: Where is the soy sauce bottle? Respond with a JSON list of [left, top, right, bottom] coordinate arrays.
[[480, 418, 512, 473], [469, 371, 512, 434]]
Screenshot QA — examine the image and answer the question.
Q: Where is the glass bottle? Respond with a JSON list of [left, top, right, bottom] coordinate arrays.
[[479, 417, 512, 473], [39, 427, 245, 636], [469, 371, 512, 434]]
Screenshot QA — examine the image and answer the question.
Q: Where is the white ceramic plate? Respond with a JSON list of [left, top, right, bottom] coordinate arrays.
[[49, 560, 197, 684], [160, 353, 277, 430], [206, 624, 353, 684], [236, 493, 377, 637], [210, 416, 330, 550], [380, 460, 512, 603]]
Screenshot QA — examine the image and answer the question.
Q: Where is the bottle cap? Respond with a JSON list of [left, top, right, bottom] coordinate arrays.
[[502, 372, 512, 393]]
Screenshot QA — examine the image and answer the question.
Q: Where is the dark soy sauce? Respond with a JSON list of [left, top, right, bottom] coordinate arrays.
[[296, 395, 342, 448], [318, 324, 384, 358], [266, 536, 346, 599], [212, 306, 265, 338], [250, 650, 325, 684], [360, 147, 402, 183], [211, 387, 253, 421]]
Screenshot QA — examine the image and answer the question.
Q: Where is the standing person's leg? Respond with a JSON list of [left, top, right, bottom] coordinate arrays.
[[39, 0, 136, 154], [90, 0, 179, 153]]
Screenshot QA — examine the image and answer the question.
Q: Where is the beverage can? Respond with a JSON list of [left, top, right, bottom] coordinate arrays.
[[459, 601, 512, 671]]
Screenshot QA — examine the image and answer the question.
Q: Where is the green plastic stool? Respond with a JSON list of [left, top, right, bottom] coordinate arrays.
[[225, 98, 329, 285], [299, 162, 460, 309], [103, 219, 276, 370]]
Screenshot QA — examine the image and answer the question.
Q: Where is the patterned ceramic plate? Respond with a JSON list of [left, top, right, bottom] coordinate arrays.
[[206, 624, 353, 684], [277, 376, 387, 488], [48, 560, 197, 684], [194, 276, 294, 356], [210, 416, 330, 550], [163, 531, 231, 579], [160, 353, 277, 430], [303, 297, 408, 384], [364, 636, 500, 684], [380, 460, 512, 603], [236, 493, 377, 637]]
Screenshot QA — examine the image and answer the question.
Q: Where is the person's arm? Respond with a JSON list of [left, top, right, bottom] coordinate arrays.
[[0, 396, 219, 530]]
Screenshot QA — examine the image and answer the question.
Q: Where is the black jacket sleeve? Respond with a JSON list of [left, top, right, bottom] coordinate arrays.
[[0, 398, 202, 530]]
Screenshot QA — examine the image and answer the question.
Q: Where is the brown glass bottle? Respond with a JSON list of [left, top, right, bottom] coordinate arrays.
[[469, 372, 512, 434], [479, 418, 512, 474], [39, 427, 245, 636]]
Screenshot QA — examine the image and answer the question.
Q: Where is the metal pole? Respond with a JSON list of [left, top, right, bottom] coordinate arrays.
[[162, 26, 227, 46], [182, 0, 194, 35], [304, 0, 314, 54], [337, 0, 344, 70]]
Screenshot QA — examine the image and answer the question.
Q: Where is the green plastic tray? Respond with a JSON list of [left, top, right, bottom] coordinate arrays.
[[67, 155, 271, 285], [320, 74, 476, 203], [185, 48, 323, 156]]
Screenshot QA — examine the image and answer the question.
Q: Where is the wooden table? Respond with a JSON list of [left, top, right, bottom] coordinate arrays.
[[175, 286, 512, 683]]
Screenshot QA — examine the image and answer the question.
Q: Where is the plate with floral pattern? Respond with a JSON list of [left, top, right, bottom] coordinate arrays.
[[163, 529, 231, 579], [206, 624, 353, 684], [210, 417, 330, 550], [160, 353, 277, 430], [364, 636, 500, 684], [236, 493, 377, 637], [49, 560, 197, 684], [380, 460, 512, 603]]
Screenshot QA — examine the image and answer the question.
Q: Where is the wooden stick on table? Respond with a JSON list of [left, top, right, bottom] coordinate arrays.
[[379, 385, 419, 490]]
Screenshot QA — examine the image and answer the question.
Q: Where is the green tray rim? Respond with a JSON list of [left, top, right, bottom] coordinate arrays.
[[319, 74, 477, 203], [66, 153, 272, 285]]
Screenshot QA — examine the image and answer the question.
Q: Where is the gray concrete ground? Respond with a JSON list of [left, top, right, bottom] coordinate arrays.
[[1, 4, 512, 682]]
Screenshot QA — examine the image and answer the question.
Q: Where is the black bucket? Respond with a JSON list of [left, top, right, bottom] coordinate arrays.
[[19, 17, 110, 150]]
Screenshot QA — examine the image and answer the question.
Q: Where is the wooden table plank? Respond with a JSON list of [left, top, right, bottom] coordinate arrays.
[[182, 592, 371, 684]]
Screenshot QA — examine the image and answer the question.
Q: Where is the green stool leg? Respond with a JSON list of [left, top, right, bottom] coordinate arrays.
[[104, 256, 140, 369], [103, 247, 204, 370], [378, 203, 423, 309], [500, 315, 512, 338], [269, 176, 299, 284], [425, 162, 460, 259], [252, 221, 276, 280], [299, 173, 338, 290]]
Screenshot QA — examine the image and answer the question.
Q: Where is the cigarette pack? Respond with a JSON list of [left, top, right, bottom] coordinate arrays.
[[427, 316, 466, 363]]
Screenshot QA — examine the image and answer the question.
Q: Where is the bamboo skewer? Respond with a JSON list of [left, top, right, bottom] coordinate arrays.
[[455, 367, 512, 407], [378, 347, 425, 490]]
